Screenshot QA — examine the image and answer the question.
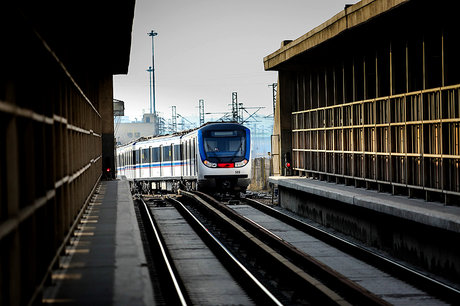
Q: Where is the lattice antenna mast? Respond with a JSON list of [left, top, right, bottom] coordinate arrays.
[[158, 116, 165, 135], [268, 83, 277, 116], [171, 106, 177, 133], [232, 92, 239, 122], [199, 99, 205, 125]]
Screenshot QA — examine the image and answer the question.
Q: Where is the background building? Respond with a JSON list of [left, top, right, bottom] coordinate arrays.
[[265, 0, 460, 204], [115, 113, 158, 145]]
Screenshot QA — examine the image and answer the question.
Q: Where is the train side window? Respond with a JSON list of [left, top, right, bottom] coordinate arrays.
[[181, 143, 185, 161], [163, 146, 171, 162], [152, 147, 160, 162], [192, 138, 196, 174], [142, 148, 150, 163], [134, 149, 140, 165], [174, 144, 181, 161]]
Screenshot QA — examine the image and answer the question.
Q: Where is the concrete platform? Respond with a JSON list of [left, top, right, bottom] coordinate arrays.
[[269, 176, 460, 284], [42, 180, 154, 305], [269, 176, 460, 233]]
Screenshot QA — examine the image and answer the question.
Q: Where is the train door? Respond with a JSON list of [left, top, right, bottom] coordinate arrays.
[[159, 145, 163, 177], [171, 144, 176, 177], [173, 144, 180, 177], [192, 138, 196, 176], [149, 146, 152, 177], [187, 139, 191, 176], [181, 142, 185, 178], [185, 140, 189, 177], [167, 144, 173, 177], [136, 148, 141, 178], [132, 149, 135, 178]]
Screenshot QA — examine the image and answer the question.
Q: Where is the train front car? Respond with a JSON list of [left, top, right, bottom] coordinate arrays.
[[197, 123, 251, 193]]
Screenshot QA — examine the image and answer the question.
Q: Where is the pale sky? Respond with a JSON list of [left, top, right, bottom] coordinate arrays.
[[113, 0, 358, 122]]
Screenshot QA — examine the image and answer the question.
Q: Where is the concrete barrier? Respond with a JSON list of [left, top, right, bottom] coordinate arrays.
[[248, 157, 271, 191]]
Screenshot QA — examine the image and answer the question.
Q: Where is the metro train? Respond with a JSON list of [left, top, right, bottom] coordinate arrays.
[[116, 122, 251, 194]]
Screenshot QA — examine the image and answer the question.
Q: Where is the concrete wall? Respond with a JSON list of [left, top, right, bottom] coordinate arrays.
[[248, 157, 271, 191], [0, 2, 134, 305]]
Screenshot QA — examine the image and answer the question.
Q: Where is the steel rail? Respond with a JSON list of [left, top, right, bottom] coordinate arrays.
[[179, 191, 364, 305], [185, 190, 390, 305], [137, 196, 188, 306], [243, 197, 460, 304], [167, 196, 283, 306]]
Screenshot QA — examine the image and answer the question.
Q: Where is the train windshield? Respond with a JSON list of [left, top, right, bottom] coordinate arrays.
[[203, 130, 246, 161]]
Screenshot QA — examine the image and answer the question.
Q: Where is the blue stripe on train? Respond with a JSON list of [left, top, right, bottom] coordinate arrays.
[[117, 161, 189, 171]]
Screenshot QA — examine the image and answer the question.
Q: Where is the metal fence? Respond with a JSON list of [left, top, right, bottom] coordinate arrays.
[[292, 85, 460, 204]]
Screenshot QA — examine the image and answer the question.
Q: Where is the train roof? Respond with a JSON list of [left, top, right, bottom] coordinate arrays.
[[116, 121, 245, 148]]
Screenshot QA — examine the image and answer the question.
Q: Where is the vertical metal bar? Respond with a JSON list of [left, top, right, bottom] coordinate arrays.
[[442, 32, 445, 87], [317, 71, 321, 107], [333, 66, 337, 105], [352, 58, 356, 102], [342, 63, 346, 176], [363, 56, 367, 100], [406, 42, 409, 92], [325, 69, 328, 107], [375, 51, 379, 98], [423, 37, 426, 90], [404, 95, 408, 185], [343, 62, 346, 103], [390, 42, 393, 95]]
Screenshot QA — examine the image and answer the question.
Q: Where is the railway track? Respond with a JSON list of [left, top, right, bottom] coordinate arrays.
[[135, 195, 189, 305], [136, 191, 460, 305], [239, 196, 460, 304], [179, 191, 387, 305]]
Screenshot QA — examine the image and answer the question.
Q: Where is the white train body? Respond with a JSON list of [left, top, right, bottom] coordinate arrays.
[[116, 122, 251, 193]]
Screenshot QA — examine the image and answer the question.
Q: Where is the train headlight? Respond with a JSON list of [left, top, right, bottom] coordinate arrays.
[[203, 160, 217, 168], [235, 159, 248, 168]]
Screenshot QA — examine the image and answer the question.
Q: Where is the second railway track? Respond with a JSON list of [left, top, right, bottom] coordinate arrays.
[[137, 191, 460, 305]]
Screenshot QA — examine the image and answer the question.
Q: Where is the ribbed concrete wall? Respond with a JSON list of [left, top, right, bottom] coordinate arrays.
[[0, 3, 134, 305]]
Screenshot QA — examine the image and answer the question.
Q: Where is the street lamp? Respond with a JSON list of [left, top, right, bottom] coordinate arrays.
[[147, 30, 158, 115], [146, 66, 153, 114]]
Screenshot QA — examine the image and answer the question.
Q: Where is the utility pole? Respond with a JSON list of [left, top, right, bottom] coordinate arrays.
[[268, 83, 277, 116], [147, 30, 158, 115], [199, 99, 205, 126]]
